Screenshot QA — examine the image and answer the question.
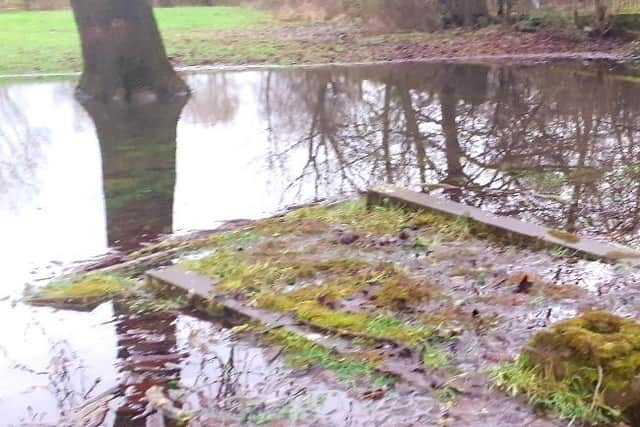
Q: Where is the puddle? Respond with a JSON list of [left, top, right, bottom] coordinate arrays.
[[4, 59, 640, 425], [4, 61, 640, 260], [2, 302, 441, 426]]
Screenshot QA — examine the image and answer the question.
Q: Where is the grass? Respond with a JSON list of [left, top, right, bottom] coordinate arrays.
[[491, 356, 621, 424], [421, 347, 449, 369], [259, 199, 475, 239], [0, 6, 277, 75], [32, 273, 132, 300], [268, 328, 382, 385], [490, 311, 640, 425]]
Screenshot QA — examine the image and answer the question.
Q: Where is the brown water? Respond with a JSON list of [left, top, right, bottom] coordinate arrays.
[[2, 59, 640, 425]]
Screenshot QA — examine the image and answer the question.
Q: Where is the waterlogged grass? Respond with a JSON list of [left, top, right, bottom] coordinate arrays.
[[421, 347, 449, 369], [257, 199, 476, 239], [268, 329, 383, 385], [261, 294, 436, 346], [491, 356, 621, 424], [33, 273, 133, 300], [0, 6, 276, 75], [184, 249, 371, 293]]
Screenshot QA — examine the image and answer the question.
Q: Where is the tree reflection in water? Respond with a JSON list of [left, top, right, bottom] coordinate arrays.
[[80, 98, 187, 251], [260, 61, 640, 246]]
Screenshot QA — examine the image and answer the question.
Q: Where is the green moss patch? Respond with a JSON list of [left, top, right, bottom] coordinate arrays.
[[33, 273, 132, 300], [372, 275, 434, 310], [26, 273, 134, 310], [493, 311, 640, 424], [255, 199, 477, 239], [184, 249, 371, 293], [262, 295, 435, 347]]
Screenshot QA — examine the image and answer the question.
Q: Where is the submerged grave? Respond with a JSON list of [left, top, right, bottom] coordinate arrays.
[[24, 190, 640, 426]]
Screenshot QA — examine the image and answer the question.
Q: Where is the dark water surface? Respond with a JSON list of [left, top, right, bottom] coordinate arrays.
[[2, 60, 640, 424]]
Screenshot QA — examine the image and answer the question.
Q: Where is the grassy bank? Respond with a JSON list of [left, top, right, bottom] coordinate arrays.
[[0, 5, 632, 76], [0, 6, 276, 75]]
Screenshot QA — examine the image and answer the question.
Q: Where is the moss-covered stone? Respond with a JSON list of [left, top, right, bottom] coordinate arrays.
[[523, 311, 640, 423]]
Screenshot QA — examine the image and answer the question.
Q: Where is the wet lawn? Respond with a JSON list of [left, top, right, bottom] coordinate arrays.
[[0, 6, 276, 75], [0, 5, 631, 76]]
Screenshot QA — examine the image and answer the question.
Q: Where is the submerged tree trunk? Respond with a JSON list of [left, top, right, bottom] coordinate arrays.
[[70, 0, 188, 102]]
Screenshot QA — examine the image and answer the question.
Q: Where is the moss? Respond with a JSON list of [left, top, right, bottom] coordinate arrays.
[[32, 273, 133, 300], [206, 229, 262, 249], [412, 212, 477, 239], [494, 311, 640, 424], [255, 199, 479, 239], [372, 275, 433, 310], [547, 229, 580, 244], [184, 250, 372, 293], [492, 356, 616, 424], [422, 347, 449, 369], [259, 292, 434, 346], [282, 200, 412, 235], [249, 260, 436, 346]]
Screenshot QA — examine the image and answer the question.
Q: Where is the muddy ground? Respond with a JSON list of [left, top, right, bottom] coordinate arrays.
[[24, 198, 640, 427], [171, 21, 635, 68]]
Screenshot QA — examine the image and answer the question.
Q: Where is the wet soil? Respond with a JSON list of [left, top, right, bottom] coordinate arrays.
[[119, 202, 640, 425], [170, 22, 632, 68]]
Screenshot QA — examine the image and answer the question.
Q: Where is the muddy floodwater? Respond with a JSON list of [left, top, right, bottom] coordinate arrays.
[[2, 60, 640, 426]]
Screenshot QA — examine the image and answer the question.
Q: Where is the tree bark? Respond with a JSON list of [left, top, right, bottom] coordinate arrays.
[[70, 0, 188, 102]]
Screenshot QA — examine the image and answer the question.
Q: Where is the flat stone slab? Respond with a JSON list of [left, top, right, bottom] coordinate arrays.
[[367, 185, 640, 265], [147, 265, 217, 296]]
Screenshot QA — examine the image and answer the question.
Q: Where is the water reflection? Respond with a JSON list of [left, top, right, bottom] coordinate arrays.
[[260, 61, 640, 246], [5, 61, 640, 423], [2, 61, 640, 267], [82, 98, 186, 250]]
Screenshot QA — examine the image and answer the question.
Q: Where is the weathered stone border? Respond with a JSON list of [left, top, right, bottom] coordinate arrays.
[[367, 185, 640, 265]]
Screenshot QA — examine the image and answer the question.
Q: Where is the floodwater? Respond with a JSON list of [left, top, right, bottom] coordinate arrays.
[[2, 60, 640, 425]]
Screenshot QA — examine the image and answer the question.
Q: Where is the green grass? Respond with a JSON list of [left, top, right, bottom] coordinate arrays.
[[0, 6, 276, 75], [491, 356, 623, 424], [268, 329, 380, 385], [32, 273, 133, 300]]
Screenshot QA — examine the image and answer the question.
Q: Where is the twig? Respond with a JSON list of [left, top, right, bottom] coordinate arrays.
[[590, 364, 604, 413]]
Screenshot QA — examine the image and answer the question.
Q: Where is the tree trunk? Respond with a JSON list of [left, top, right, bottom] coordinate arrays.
[[440, 0, 489, 27], [70, 0, 188, 102]]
